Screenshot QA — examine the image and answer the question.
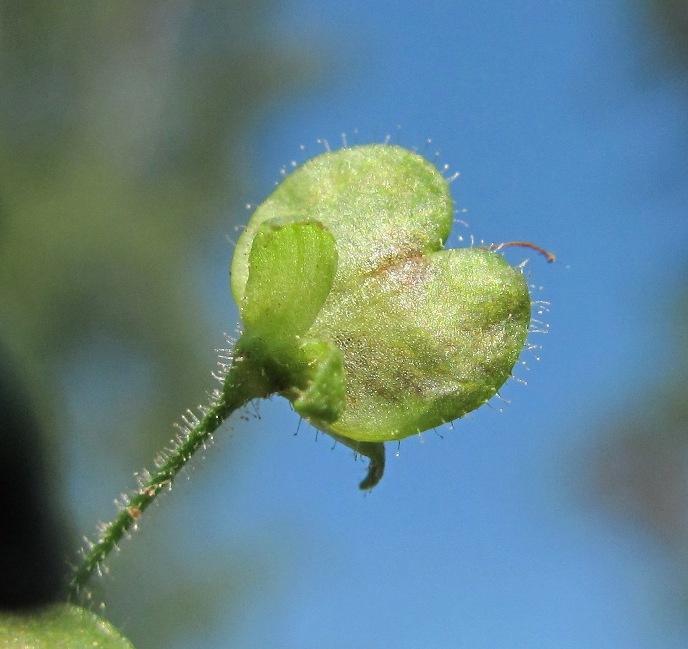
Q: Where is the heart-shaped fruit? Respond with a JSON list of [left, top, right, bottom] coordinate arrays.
[[230, 144, 531, 450]]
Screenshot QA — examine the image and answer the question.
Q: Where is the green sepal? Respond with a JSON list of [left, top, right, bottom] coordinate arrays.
[[237, 217, 337, 342], [235, 216, 346, 423], [235, 333, 346, 426], [286, 337, 346, 424]]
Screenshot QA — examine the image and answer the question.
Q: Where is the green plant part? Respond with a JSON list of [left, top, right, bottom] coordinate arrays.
[[70, 143, 549, 596], [0, 604, 136, 648], [231, 144, 536, 484]]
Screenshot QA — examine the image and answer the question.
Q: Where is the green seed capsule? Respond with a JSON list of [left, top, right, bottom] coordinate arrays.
[[231, 144, 531, 447]]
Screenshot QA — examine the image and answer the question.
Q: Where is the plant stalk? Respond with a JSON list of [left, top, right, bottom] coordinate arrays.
[[68, 354, 269, 598]]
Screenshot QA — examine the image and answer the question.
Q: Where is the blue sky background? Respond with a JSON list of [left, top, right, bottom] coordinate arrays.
[[198, 2, 688, 648], [69, 1, 688, 647]]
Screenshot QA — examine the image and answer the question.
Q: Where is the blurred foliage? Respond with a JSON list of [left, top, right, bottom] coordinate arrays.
[[0, 1, 316, 647], [595, 0, 688, 602], [595, 297, 688, 548], [645, 0, 688, 67], [0, 349, 66, 609]]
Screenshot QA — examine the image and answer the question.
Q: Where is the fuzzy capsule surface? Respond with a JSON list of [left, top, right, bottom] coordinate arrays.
[[231, 144, 531, 443]]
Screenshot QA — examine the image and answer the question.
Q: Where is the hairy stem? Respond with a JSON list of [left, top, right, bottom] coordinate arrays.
[[68, 355, 270, 598]]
